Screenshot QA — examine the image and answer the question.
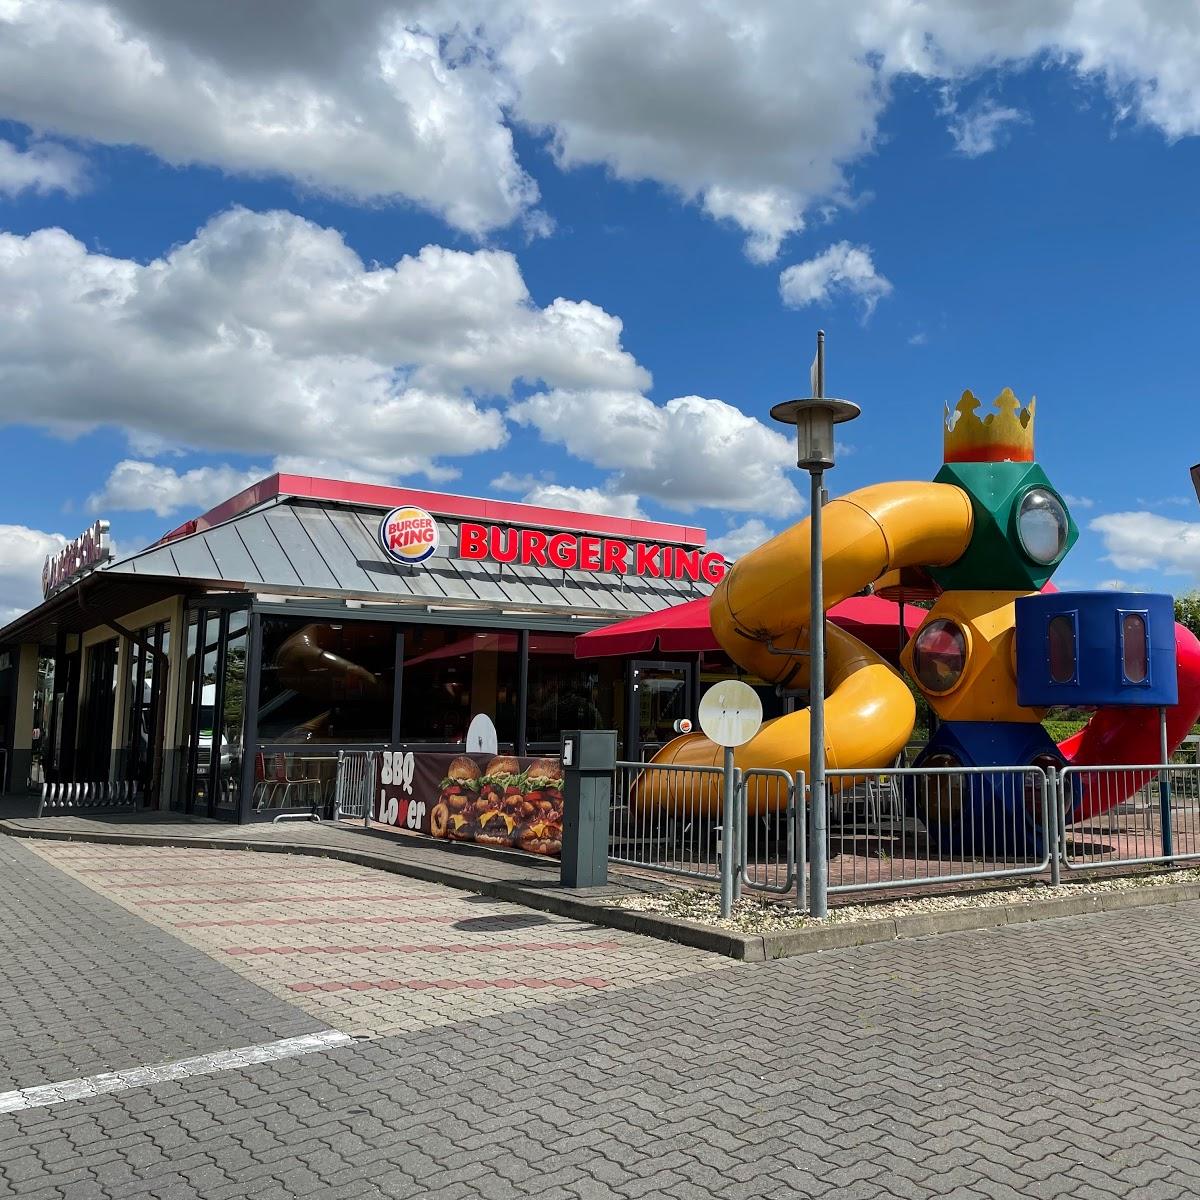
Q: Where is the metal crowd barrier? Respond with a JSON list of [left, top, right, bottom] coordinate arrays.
[[609, 761, 802, 900], [1058, 763, 1200, 871], [823, 765, 1053, 896], [739, 768, 803, 900], [334, 750, 378, 824], [610, 760, 725, 882], [38, 780, 141, 816]]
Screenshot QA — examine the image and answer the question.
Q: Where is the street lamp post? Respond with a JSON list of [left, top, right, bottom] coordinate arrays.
[[770, 331, 860, 919]]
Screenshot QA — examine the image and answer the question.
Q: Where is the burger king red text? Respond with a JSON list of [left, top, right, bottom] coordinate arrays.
[[379, 506, 439, 565], [458, 522, 726, 584]]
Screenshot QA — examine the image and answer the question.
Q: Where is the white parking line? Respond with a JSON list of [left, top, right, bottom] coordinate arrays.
[[0, 1030, 354, 1114]]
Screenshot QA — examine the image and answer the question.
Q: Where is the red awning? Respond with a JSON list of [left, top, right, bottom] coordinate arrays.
[[574, 596, 717, 657], [575, 593, 923, 661]]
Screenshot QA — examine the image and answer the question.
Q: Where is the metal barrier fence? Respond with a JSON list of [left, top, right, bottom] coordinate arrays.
[[609, 761, 801, 901], [739, 768, 803, 899], [1059, 763, 1200, 870], [824, 765, 1053, 896], [610, 760, 725, 883], [334, 750, 378, 823], [608, 761, 1057, 904]]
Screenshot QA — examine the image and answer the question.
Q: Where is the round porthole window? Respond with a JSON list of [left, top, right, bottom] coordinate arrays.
[[1016, 488, 1069, 565], [911, 619, 968, 694]]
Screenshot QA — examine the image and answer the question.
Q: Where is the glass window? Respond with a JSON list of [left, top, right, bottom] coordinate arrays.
[[79, 638, 119, 778], [527, 633, 623, 745], [217, 612, 247, 810], [258, 616, 396, 743], [399, 625, 518, 745], [632, 664, 690, 752], [1122, 613, 1148, 684], [1048, 615, 1076, 684], [30, 653, 55, 786], [123, 621, 169, 788], [188, 611, 223, 809], [699, 650, 784, 721]]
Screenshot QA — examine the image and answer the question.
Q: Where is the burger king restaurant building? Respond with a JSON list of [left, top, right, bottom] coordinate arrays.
[[0, 474, 741, 823]]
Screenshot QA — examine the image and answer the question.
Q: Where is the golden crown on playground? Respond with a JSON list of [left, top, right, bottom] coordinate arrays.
[[943, 388, 1036, 463]]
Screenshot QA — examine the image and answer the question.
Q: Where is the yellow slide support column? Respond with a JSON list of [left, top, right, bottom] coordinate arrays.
[[644, 482, 974, 815]]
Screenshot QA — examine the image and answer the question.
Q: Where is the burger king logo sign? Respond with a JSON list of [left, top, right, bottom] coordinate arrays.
[[380, 506, 439, 565]]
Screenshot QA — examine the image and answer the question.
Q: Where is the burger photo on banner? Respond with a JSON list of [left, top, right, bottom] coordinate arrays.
[[376, 751, 564, 856]]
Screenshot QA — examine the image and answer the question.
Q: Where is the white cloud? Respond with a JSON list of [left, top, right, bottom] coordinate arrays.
[[510, 390, 803, 515], [4, 4, 1200, 255], [943, 97, 1028, 157], [480, 1, 1200, 258], [491, 471, 541, 493], [1064, 494, 1096, 509], [520, 484, 645, 519], [779, 242, 893, 316], [271, 456, 399, 487], [709, 518, 776, 561], [908, 331, 928, 346], [0, 138, 87, 196], [0, 0, 534, 235], [87, 460, 267, 518], [1091, 511, 1200, 576], [1136, 494, 1192, 508], [0, 207, 647, 482], [702, 187, 805, 266], [0, 524, 67, 623], [1097, 578, 1130, 591]]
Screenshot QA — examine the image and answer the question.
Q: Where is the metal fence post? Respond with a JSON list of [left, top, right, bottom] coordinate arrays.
[[719, 746, 736, 917], [1159, 706, 1174, 862], [794, 771, 807, 912], [733, 768, 745, 903], [720, 751, 737, 915], [364, 752, 375, 829], [1047, 766, 1061, 886]]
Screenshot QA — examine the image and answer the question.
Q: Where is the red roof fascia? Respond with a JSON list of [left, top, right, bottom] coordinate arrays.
[[162, 472, 707, 548]]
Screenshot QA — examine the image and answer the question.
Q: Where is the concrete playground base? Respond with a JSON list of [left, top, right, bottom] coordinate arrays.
[[3, 814, 1200, 961]]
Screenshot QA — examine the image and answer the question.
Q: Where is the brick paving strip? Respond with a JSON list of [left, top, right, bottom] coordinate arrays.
[[20, 840, 732, 1037], [225, 939, 627, 954], [8, 811, 1200, 960]]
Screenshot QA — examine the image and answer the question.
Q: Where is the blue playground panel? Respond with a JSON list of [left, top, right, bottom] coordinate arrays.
[[1015, 591, 1177, 708]]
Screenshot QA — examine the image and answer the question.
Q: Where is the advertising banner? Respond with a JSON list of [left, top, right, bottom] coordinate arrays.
[[371, 750, 564, 856]]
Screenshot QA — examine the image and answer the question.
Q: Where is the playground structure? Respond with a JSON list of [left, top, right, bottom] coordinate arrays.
[[645, 391, 1200, 854]]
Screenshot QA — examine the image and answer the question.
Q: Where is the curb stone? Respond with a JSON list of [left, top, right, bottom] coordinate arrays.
[[3, 820, 1199, 962]]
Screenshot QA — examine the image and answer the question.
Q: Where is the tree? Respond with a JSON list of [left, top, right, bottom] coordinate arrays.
[[1176, 592, 1200, 640]]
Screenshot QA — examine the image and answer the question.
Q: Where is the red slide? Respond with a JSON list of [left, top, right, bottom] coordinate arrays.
[[1058, 623, 1200, 820]]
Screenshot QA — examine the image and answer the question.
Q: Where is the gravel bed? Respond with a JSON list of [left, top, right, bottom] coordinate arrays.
[[615, 868, 1200, 932]]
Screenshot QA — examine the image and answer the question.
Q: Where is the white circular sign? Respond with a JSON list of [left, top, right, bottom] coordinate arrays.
[[380, 506, 439, 565], [698, 679, 763, 748]]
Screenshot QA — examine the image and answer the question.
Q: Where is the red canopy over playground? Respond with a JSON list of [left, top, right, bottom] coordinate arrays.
[[575, 592, 922, 662]]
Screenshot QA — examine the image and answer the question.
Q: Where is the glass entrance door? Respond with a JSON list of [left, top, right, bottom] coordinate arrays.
[[628, 661, 693, 761]]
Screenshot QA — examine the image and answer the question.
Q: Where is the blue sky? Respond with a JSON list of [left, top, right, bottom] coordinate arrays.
[[2, 2, 1199, 620]]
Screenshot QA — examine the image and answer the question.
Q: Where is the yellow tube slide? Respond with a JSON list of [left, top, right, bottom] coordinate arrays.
[[638, 483, 973, 816]]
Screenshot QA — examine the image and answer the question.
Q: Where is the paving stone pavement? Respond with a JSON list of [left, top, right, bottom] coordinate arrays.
[[0, 837, 327, 1095], [19, 842, 730, 1036], [6, 836, 1200, 1197]]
